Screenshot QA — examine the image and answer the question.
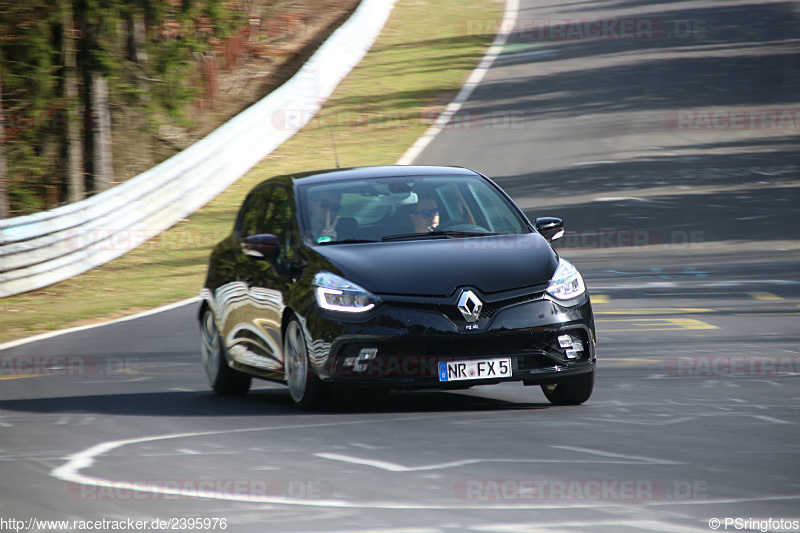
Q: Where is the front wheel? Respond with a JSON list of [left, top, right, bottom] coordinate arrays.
[[284, 317, 329, 410], [200, 308, 251, 395], [541, 368, 594, 405]]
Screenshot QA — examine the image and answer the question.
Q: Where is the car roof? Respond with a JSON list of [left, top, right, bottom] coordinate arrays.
[[254, 166, 483, 191]]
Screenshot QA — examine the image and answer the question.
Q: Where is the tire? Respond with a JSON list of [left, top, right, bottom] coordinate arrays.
[[200, 308, 251, 396], [284, 317, 329, 410], [541, 368, 594, 405]]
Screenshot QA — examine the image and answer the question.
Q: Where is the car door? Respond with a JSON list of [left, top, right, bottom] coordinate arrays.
[[215, 184, 288, 378], [233, 184, 297, 377]]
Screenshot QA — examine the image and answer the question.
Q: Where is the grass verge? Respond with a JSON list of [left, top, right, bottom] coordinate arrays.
[[0, 0, 501, 344]]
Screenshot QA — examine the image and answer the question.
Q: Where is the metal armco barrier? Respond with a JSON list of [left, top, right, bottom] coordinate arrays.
[[0, 0, 395, 298]]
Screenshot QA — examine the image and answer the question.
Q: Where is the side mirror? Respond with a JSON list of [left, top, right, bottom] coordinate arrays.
[[242, 234, 280, 259], [535, 217, 564, 242]]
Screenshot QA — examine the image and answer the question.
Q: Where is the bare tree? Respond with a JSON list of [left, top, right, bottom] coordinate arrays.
[[77, 0, 114, 194], [89, 71, 113, 192], [0, 67, 9, 218], [61, 1, 85, 203], [126, 12, 147, 64]]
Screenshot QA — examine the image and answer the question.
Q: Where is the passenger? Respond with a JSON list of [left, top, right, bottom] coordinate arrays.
[[309, 190, 341, 242]]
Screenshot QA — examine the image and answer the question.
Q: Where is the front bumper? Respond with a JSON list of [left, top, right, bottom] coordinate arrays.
[[304, 288, 596, 389]]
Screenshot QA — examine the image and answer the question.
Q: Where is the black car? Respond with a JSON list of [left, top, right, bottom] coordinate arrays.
[[199, 165, 596, 408]]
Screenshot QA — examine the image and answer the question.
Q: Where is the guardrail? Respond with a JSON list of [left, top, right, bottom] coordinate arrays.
[[0, 0, 395, 298]]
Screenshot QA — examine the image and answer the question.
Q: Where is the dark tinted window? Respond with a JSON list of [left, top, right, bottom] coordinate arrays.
[[262, 185, 293, 241], [236, 187, 273, 238], [236, 184, 297, 262], [299, 175, 528, 244], [263, 185, 297, 262]]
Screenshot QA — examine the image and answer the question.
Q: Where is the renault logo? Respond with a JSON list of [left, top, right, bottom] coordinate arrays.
[[457, 290, 483, 323]]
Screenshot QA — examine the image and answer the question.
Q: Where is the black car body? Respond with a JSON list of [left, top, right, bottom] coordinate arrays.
[[199, 166, 596, 408]]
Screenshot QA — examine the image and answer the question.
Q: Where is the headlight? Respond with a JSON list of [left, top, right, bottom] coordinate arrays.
[[546, 258, 586, 300], [313, 272, 380, 313]]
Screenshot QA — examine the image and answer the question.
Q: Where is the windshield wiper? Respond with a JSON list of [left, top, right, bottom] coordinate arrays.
[[318, 238, 377, 245], [381, 230, 499, 242]]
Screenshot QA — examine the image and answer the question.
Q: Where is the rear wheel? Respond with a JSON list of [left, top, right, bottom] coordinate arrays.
[[541, 368, 594, 405], [200, 308, 251, 395], [284, 317, 329, 410]]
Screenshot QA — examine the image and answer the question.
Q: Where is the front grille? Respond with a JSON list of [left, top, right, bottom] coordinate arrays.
[[336, 329, 589, 360], [389, 291, 545, 323], [331, 328, 591, 379], [481, 293, 544, 319], [381, 333, 550, 358]]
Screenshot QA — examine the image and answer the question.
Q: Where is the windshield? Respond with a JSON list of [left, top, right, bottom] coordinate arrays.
[[299, 175, 529, 245]]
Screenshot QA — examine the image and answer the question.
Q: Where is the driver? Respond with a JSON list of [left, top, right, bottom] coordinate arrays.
[[409, 197, 440, 233]]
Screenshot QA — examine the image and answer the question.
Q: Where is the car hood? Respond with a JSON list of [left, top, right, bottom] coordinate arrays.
[[313, 233, 558, 296]]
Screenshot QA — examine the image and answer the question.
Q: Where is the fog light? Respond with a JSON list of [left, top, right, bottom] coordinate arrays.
[[566, 347, 583, 359], [359, 348, 378, 360], [557, 334, 584, 359], [343, 357, 356, 366], [558, 335, 572, 348]]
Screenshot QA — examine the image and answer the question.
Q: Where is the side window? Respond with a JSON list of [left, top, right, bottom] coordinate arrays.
[[261, 185, 296, 262], [261, 186, 291, 236], [236, 187, 272, 238]]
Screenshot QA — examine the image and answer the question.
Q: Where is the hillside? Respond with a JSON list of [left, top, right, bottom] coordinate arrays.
[[0, 0, 359, 217]]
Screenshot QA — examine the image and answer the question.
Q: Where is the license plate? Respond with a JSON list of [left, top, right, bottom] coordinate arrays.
[[438, 357, 512, 382]]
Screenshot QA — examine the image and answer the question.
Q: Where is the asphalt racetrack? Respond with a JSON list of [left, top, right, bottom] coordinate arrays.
[[1, 0, 798, 531]]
